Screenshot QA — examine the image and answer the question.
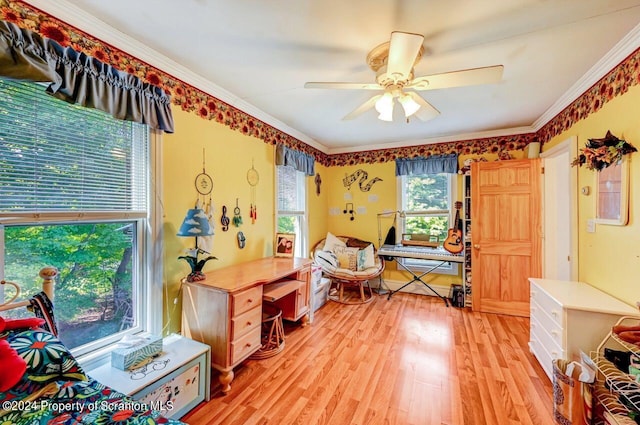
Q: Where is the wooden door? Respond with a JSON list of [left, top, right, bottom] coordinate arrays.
[[471, 159, 542, 316]]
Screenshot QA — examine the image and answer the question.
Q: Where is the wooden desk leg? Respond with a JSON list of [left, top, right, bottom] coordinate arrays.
[[219, 369, 234, 393], [301, 314, 309, 327]]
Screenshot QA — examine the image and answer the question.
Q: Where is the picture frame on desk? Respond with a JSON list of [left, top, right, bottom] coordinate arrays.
[[275, 233, 295, 257]]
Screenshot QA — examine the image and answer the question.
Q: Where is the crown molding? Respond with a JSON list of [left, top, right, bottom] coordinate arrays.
[[326, 126, 535, 155], [22, 0, 328, 154], [532, 22, 640, 130], [21, 1, 640, 157]]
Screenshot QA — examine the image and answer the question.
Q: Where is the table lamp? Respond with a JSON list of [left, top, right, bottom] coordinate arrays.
[[177, 207, 216, 282]]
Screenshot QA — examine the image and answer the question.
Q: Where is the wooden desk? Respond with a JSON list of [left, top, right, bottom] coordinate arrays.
[[181, 256, 312, 393]]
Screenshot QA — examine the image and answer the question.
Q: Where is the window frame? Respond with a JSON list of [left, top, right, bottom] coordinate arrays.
[[0, 79, 161, 365], [397, 173, 459, 275], [275, 165, 308, 258]]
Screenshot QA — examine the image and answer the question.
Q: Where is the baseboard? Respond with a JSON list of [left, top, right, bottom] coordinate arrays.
[[371, 279, 452, 298]]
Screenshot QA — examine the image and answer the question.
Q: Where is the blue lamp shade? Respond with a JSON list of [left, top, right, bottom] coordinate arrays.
[[177, 208, 214, 237]]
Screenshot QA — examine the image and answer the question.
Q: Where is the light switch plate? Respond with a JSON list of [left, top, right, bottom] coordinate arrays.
[[586, 219, 596, 233]]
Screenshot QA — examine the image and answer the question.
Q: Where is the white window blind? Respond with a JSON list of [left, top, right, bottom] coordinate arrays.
[[0, 79, 148, 213], [277, 165, 305, 213]]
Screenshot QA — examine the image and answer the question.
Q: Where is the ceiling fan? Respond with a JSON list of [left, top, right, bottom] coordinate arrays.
[[304, 31, 504, 122]]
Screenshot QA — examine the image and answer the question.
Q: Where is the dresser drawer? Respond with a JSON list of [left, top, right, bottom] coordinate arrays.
[[232, 286, 262, 316], [230, 326, 261, 364], [530, 314, 564, 360], [530, 283, 564, 328], [231, 305, 261, 340], [529, 338, 553, 381], [530, 298, 564, 348]]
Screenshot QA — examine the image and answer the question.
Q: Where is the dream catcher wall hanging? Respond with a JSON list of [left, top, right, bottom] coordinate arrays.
[[247, 160, 259, 224], [194, 151, 215, 253]]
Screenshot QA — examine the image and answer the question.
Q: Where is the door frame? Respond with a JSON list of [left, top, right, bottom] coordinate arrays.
[[540, 137, 579, 281]]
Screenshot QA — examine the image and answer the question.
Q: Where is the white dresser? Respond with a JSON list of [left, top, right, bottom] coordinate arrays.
[[528, 278, 638, 381]]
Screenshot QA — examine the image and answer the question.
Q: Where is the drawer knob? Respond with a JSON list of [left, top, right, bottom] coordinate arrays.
[[247, 299, 253, 303], [245, 343, 252, 348], [551, 311, 559, 317], [247, 321, 252, 326], [473, 244, 480, 250]]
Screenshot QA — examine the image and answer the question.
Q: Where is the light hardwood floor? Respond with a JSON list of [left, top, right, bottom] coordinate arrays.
[[182, 292, 554, 425]]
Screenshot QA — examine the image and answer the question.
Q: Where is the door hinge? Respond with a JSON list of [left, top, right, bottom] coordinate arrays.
[[541, 167, 545, 174]]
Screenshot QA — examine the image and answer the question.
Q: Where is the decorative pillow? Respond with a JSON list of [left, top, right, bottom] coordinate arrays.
[[357, 244, 376, 271], [346, 237, 371, 249], [323, 232, 346, 252], [5, 329, 87, 398], [0, 339, 26, 392], [333, 246, 359, 271], [315, 250, 338, 271]]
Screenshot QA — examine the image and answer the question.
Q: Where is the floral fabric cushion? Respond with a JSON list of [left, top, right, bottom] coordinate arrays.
[[3, 329, 87, 400], [0, 377, 185, 425]]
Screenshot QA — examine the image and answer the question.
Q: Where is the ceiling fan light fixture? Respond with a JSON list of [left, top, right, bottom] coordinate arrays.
[[398, 93, 421, 117], [375, 91, 394, 121], [375, 92, 393, 114], [378, 109, 393, 121]]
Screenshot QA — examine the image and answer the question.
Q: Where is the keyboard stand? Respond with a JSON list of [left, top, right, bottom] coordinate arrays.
[[374, 275, 390, 295], [386, 257, 451, 306]]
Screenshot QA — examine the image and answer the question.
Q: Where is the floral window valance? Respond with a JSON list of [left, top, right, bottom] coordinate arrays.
[[395, 154, 458, 176], [275, 144, 315, 176], [0, 20, 174, 133]]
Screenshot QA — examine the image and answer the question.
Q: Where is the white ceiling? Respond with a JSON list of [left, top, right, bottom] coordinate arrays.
[[26, 0, 640, 154]]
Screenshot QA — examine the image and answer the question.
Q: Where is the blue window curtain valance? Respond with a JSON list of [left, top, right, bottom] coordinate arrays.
[[0, 20, 174, 133], [275, 144, 315, 176], [395, 154, 459, 176]]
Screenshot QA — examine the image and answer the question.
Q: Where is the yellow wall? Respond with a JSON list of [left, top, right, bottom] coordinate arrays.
[[544, 84, 640, 304], [162, 108, 276, 333]]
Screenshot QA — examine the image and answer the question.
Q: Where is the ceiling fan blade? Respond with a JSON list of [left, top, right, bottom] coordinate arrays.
[[304, 82, 382, 90], [343, 95, 382, 120], [387, 31, 425, 80], [408, 65, 504, 91], [407, 92, 440, 121]]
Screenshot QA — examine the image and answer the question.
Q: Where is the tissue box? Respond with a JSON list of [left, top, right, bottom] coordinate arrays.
[[111, 335, 163, 370]]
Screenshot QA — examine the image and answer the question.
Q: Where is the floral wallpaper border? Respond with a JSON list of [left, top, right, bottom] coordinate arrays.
[[4, 1, 640, 167]]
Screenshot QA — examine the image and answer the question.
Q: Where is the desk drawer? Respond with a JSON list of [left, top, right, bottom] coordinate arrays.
[[232, 286, 262, 316], [231, 306, 261, 340], [231, 326, 261, 364]]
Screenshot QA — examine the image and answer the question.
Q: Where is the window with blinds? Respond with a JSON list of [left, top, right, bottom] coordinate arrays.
[[0, 78, 150, 354], [276, 165, 307, 257], [0, 79, 148, 214]]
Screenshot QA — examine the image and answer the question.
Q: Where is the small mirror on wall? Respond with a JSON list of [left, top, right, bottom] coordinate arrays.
[[595, 158, 630, 225]]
